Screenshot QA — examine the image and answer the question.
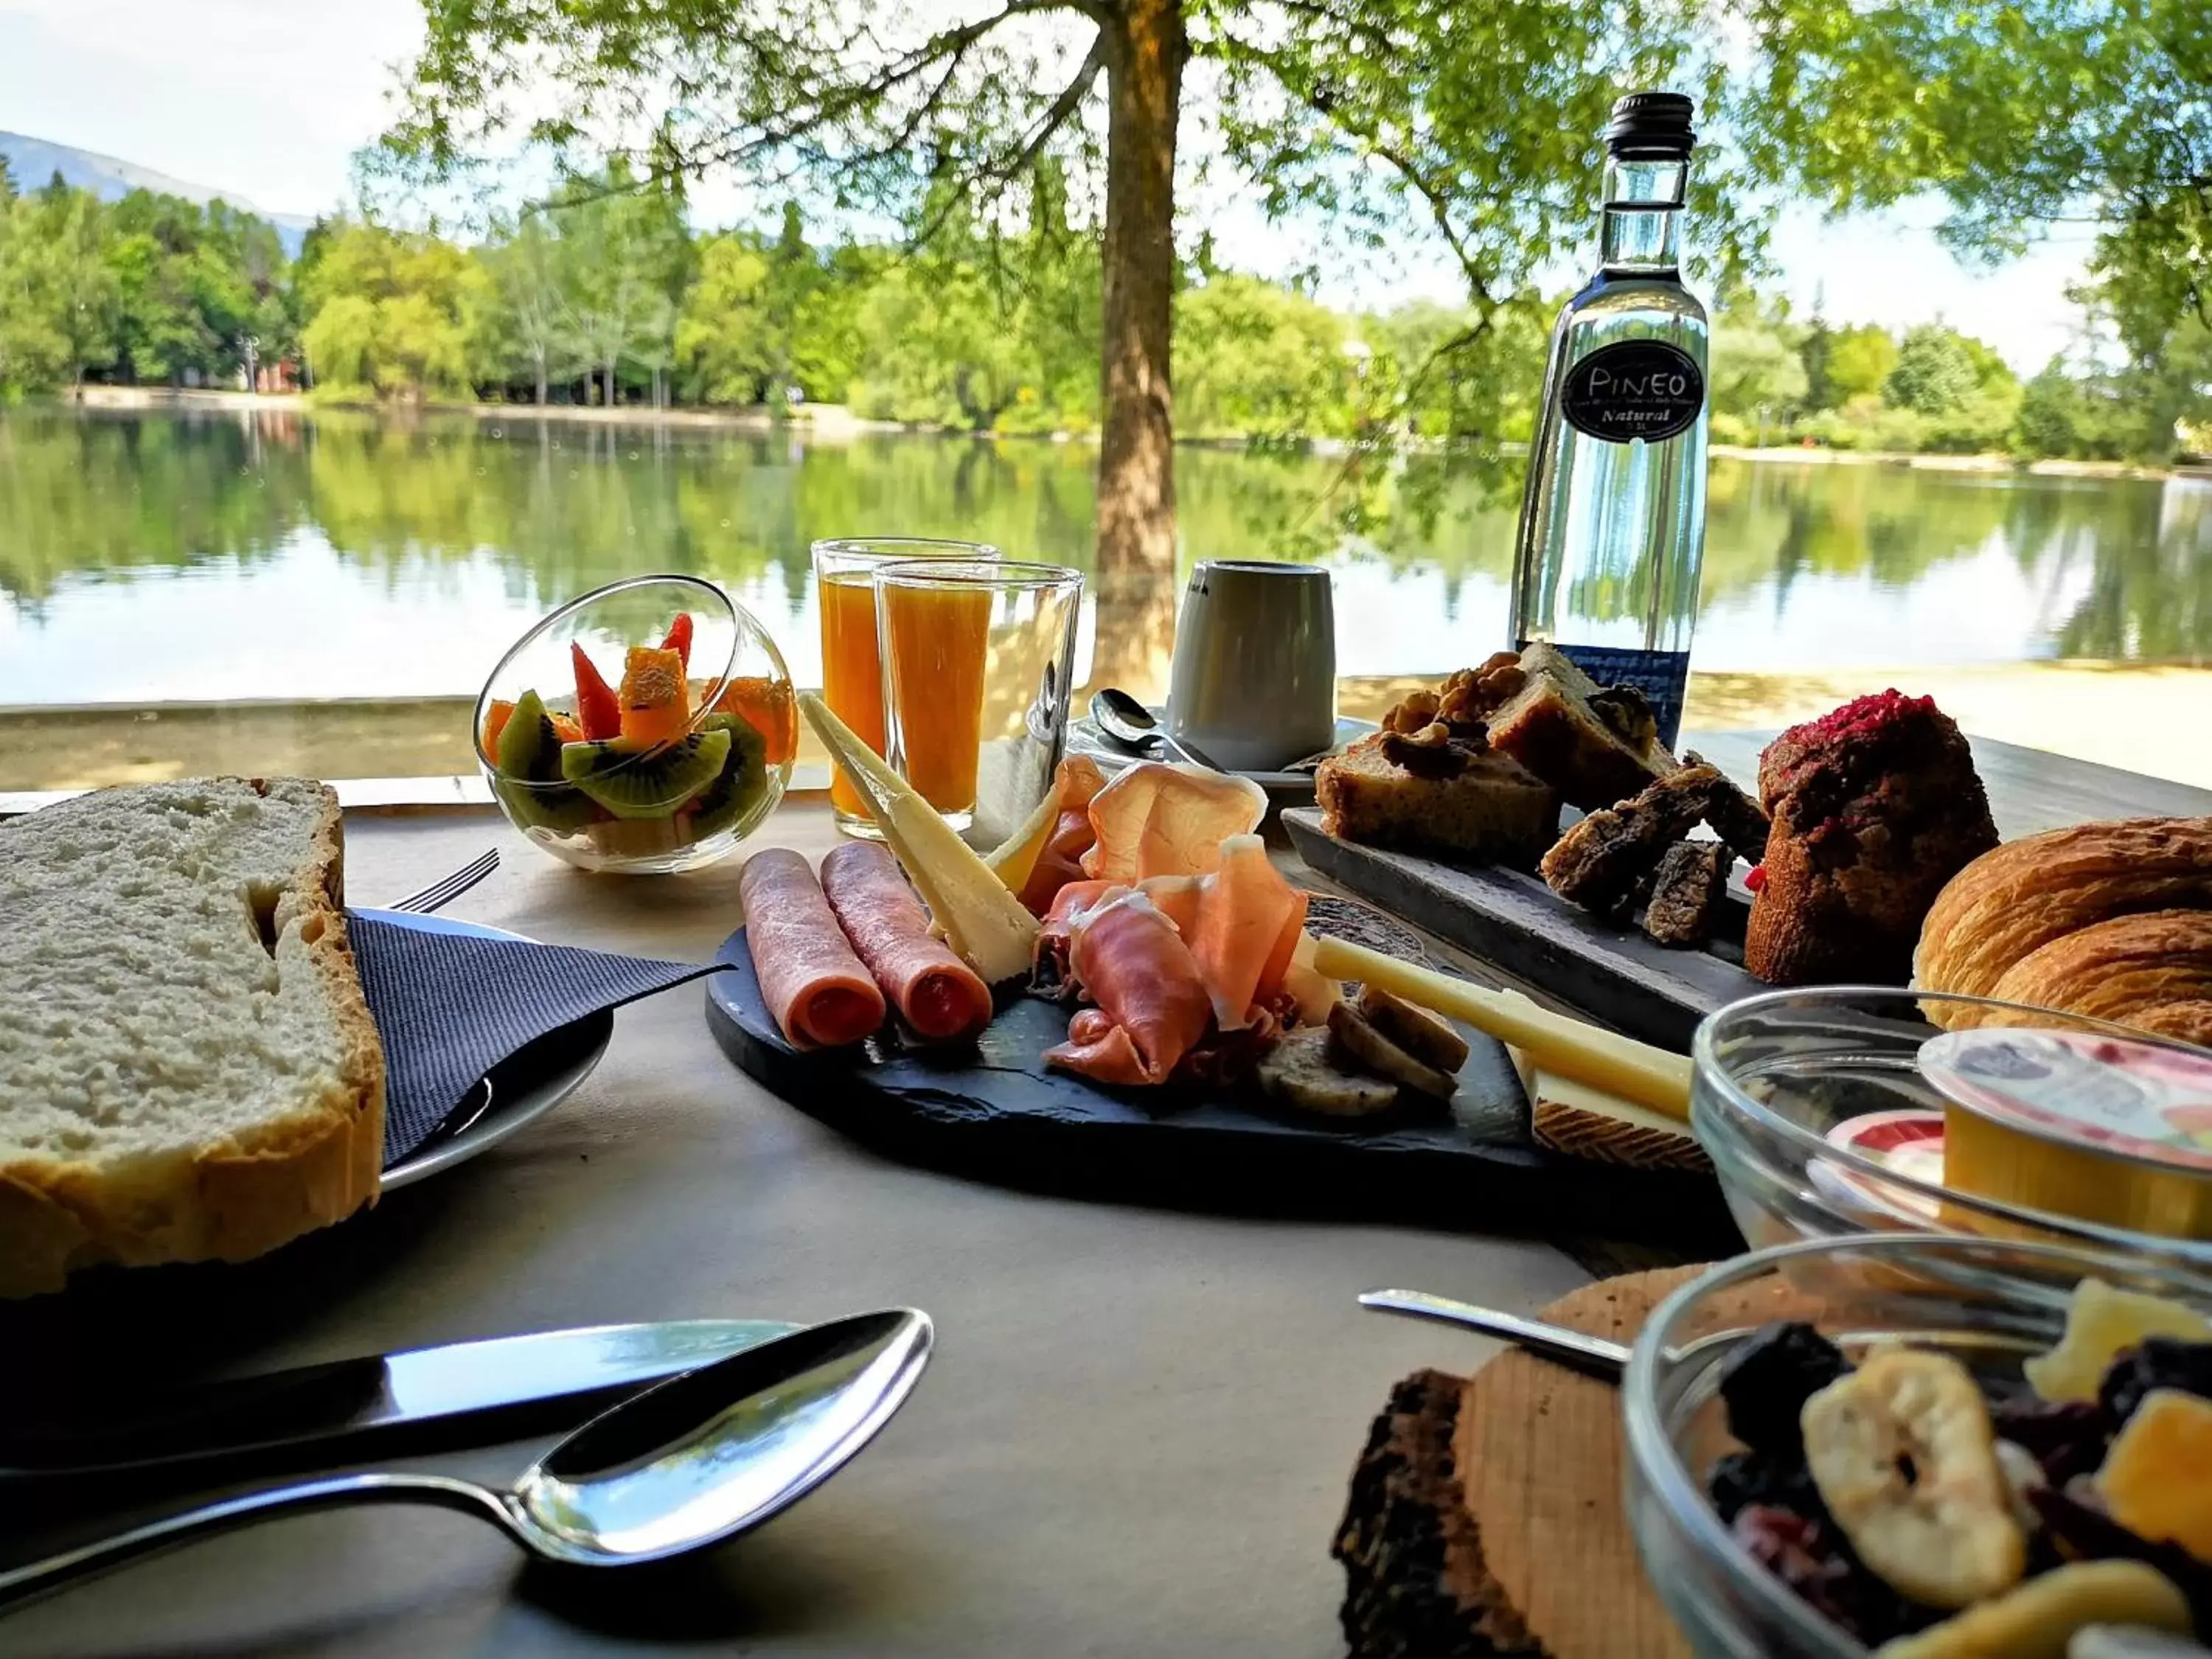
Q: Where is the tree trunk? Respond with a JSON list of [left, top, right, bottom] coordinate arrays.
[[535, 347, 549, 408], [1090, 0, 1187, 703]]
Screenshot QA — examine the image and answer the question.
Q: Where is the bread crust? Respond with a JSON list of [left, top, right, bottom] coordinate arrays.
[[1915, 817, 2212, 1015], [0, 780, 386, 1296], [1531, 1099, 1711, 1174]]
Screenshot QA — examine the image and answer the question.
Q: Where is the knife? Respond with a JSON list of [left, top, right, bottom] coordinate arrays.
[[0, 1319, 796, 1481], [1358, 1289, 1630, 1382]]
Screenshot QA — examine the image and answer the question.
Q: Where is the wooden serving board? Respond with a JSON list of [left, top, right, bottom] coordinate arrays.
[[1282, 807, 1764, 1051], [1335, 1267, 1804, 1659], [704, 929, 1736, 1246]]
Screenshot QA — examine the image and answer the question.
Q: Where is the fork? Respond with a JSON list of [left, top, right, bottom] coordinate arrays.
[[383, 849, 500, 916]]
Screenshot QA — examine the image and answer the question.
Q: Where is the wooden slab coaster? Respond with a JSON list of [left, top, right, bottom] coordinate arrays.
[[1334, 1266, 1804, 1659]]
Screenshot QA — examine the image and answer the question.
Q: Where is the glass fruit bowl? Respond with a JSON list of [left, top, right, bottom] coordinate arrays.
[[1694, 986, 2212, 1277], [1624, 1231, 2212, 1658], [473, 574, 796, 873]]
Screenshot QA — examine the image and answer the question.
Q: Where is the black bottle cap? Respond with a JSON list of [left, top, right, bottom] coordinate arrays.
[[1605, 91, 1696, 159]]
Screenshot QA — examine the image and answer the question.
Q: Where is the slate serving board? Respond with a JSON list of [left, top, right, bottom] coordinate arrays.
[[705, 927, 1733, 1245], [1281, 807, 1764, 1052]]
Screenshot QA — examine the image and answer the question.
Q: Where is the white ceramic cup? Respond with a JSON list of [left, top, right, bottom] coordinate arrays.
[[1166, 560, 1337, 773]]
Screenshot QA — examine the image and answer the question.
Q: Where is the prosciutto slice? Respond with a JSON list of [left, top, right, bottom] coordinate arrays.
[[820, 840, 992, 1043], [1015, 755, 1110, 916], [1182, 836, 1309, 1030], [739, 849, 886, 1048], [1081, 762, 1267, 883], [1042, 888, 1214, 1086]]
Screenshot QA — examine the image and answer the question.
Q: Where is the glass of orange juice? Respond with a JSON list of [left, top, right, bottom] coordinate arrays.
[[874, 560, 1083, 843], [811, 538, 1000, 838]]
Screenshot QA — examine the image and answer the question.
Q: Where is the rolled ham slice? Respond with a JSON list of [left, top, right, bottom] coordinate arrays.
[[820, 840, 993, 1043], [739, 849, 886, 1048], [1043, 888, 1214, 1086]]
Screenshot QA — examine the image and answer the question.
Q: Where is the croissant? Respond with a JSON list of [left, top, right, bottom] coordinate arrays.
[[1916, 818, 2212, 1041]]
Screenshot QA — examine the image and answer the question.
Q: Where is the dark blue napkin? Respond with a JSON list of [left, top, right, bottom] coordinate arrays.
[[347, 912, 714, 1165]]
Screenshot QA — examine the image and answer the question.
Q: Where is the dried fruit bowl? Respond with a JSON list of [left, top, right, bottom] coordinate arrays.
[[1623, 1233, 2212, 1657], [474, 574, 796, 874]]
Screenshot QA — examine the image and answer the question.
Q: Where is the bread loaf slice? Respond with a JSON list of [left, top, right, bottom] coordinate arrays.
[[0, 779, 386, 1295], [1315, 736, 1558, 866]]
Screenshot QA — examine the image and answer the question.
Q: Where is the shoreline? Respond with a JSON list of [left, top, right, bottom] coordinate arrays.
[[6, 661, 2209, 796], [63, 389, 2205, 478]]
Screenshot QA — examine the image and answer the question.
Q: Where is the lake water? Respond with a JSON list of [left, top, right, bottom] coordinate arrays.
[[2, 406, 2206, 709]]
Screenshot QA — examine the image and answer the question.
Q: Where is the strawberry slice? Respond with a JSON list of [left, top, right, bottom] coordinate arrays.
[[571, 642, 622, 741], [661, 612, 695, 671]]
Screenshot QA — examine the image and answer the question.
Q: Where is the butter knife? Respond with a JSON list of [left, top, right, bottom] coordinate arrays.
[[1, 1318, 796, 1480], [1358, 1288, 1630, 1382]]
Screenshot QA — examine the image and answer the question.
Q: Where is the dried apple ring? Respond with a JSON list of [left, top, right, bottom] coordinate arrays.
[[1870, 1559, 2190, 1658], [1800, 1349, 2026, 1609]]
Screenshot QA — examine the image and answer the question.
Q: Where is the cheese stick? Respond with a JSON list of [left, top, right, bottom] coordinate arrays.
[[1310, 936, 1692, 1121]]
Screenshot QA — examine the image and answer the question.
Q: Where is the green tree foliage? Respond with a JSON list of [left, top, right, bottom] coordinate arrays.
[[300, 220, 481, 400], [473, 209, 573, 404], [1823, 326, 1899, 406], [1742, 1, 2208, 459], [675, 234, 777, 406], [1883, 325, 1982, 416], [1175, 275, 1353, 441], [1708, 305, 1809, 439], [386, 0, 2094, 582], [543, 161, 692, 408]]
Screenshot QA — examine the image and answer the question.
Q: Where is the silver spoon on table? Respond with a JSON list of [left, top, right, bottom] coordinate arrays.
[[1089, 686, 1227, 771], [0, 1309, 933, 1613]]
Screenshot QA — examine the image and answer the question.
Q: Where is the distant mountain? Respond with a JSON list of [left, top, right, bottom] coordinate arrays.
[[0, 132, 316, 254]]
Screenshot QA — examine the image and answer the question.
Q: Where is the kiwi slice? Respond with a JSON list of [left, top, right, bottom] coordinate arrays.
[[560, 726, 730, 820], [493, 689, 598, 833], [686, 713, 773, 838]]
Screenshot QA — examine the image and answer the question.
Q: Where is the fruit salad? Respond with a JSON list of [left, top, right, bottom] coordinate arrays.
[[1708, 1279, 2212, 1653], [482, 611, 798, 863]]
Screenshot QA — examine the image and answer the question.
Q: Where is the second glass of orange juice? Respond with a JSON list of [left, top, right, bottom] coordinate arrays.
[[810, 538, 999, 838], [875, 559, 1083, 842]]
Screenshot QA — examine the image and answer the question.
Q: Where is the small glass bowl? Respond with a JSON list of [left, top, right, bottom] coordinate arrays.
[[473, 574, 795, 874], [1694, 986, 2212, 1276], [1624, 1231, 2212, 1658]]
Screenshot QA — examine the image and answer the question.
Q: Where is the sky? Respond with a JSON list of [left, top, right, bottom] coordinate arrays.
[[0, 0, 2098, 375]]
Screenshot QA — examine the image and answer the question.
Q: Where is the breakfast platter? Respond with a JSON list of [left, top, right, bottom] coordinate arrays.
[[703, 919, 1729, 1241]]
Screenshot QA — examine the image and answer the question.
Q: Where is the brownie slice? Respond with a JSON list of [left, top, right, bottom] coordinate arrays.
[[1641, 840, 1733, 947], [1540, 762, 1732, 914], [1683, 750, 1773, 866]]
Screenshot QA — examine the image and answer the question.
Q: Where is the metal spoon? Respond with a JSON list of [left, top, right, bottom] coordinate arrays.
[[1359, 1289, 1629, 1382], [1089, 687, 1225, 771], [0, 1309, 933, 1613]]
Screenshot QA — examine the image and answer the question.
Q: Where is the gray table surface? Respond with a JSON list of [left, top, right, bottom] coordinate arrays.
[[8, 735, 2206, 1659]]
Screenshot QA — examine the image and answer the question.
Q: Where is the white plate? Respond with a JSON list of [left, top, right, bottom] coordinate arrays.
[[365, 906, 615, 1191], [1068, 711, 1377, 790]]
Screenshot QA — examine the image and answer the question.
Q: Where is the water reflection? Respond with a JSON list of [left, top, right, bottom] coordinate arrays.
[[0, 408, 2203, 712]]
